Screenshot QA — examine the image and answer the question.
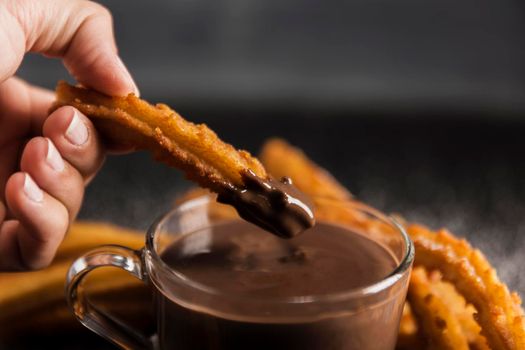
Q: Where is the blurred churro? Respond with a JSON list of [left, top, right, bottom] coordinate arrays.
[[408, 224, 525, 350], [408, 267, 469, 350], [260, 138, 352, 200], [396, 303, 424, 350], [427, 270, 489, 349], [0, 222, 147, 337], [54, 221, 144, 260]]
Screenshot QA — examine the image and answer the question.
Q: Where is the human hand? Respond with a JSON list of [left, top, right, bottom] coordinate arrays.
[[0, 0, 138, 270]]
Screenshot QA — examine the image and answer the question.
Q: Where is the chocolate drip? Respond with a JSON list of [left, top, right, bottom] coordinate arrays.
[[217, 170, 315, 238]]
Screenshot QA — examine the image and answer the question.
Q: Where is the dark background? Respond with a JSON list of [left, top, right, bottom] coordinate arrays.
[[9, 0, 525, 346]]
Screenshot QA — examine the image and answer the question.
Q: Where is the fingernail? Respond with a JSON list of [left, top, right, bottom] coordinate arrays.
[[23, 174, 44, 203], [115, 56, 140, 96], [45, 139, 64, 172], [65, 111, 88, 146]]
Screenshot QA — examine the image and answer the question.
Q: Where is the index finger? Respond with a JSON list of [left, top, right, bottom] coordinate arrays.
[[1, 0, 138, 96]]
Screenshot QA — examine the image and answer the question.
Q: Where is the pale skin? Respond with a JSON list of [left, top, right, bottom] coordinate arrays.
[[0, 0, 139, 271]]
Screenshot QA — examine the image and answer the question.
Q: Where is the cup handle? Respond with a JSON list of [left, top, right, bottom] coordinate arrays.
[[65, 245, 152, 350]]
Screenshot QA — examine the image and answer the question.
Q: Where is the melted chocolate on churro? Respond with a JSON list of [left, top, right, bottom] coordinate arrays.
[[217, 170, 315, 238]]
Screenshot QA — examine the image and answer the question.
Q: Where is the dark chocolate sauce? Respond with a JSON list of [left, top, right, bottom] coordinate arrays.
[[217, 170, 315, 238], [162, 221, 398, 297]]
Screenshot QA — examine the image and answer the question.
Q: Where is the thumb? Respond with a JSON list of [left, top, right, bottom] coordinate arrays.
[[1, 0, 138, 96]]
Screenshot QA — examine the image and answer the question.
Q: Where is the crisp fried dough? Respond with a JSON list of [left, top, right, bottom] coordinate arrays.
[[396, 303, 425, 350], [53, 85, 315, 238], [427, 271, 490, 350], [408, 225, 525, 350], [174, 187, 211, 204], [175, 187, 238, 222], [408, 267, 469, 350], [260, 138, 352, 200], [1, 283, 151, 337], [0, 260, 143, 321], [52, 81, 266, 193], [0, 222, 146, 328], [54, 221, 144, 260]]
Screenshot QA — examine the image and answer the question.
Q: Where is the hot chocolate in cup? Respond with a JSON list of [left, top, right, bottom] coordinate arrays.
[[66, 196, 414, 350]]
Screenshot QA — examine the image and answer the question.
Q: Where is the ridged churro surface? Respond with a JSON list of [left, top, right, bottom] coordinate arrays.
[[52, 81, 267, 193]]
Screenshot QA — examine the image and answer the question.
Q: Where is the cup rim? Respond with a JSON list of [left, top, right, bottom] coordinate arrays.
[[146, 195, 414, 305]]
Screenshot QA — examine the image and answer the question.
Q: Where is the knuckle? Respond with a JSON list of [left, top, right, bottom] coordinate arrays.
[[83, 1, 113, 22]]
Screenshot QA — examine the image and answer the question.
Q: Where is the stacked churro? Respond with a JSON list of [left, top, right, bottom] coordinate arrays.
[[0, 222, 150, 338]]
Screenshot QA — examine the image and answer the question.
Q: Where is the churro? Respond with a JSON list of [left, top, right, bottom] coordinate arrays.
[[260, 138, 352, 200], [408, 224, 525, 350], [0, 222, 147, 336], [408, 267, 469, 350], [52, 83, 314, 238]]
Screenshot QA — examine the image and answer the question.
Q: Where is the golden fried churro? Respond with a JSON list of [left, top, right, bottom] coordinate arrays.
[[0, 278, 149, 335], [175, 187, 239, 222], [0, 258, 144, 322], [52, 82, 314, 238], [260, 138, 352, 200], [0, 222, 146, 333], [174, 187, 211, 204], [1, 283, 151, 339], [396, 303, 425, 350], [408, 224, 525, 350], [55, 221, 144, 260], [408, 267, 469, 350], [53, 82, 265, 192], [427, 271, 490, 350]]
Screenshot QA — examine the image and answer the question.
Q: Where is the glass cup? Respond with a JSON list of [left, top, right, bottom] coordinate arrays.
[[66, 196, 414, 350]]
